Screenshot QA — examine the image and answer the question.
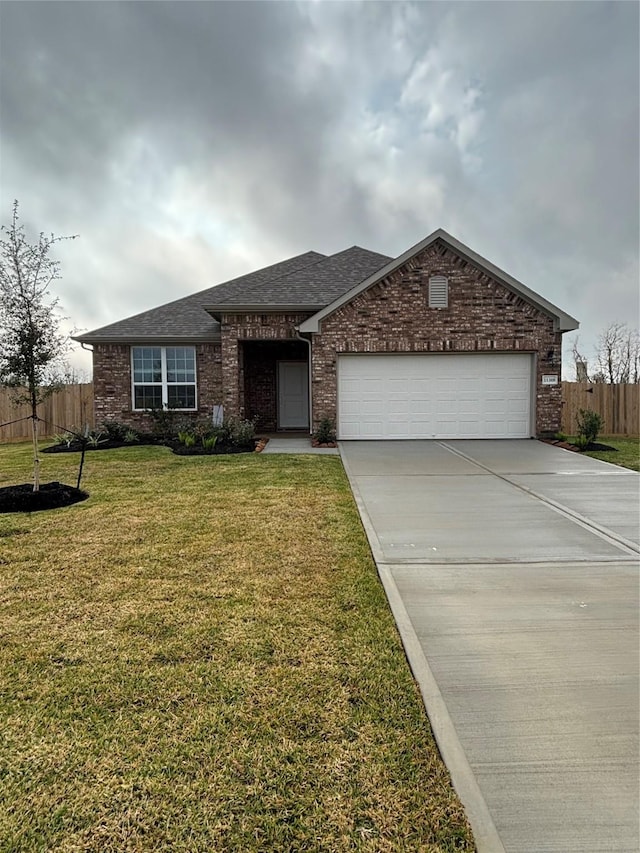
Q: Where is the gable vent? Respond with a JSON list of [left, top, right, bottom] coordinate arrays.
[[428, 276, 448, 308]]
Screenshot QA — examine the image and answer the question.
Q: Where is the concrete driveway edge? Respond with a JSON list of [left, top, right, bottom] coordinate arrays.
[[339, 443, 505, 853]]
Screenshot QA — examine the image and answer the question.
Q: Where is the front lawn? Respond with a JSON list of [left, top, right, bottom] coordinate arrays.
[[572, 435, 640, 471], [0, 443, 474, 852]]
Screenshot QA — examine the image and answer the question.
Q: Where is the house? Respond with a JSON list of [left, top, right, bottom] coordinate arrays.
[[74, 229, 579, 439]]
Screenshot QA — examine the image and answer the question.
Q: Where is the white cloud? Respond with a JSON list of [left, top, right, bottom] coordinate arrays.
[[0, 0, 637, 378]]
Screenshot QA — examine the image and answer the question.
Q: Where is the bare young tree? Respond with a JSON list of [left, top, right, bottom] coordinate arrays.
[[570, 336, 590, 382], [593, 322, 640, 384], [0, 201, 77, 490], [569, 325, 640, 384]]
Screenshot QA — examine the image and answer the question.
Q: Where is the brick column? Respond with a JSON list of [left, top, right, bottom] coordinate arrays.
[[221, 326, 241, 419]]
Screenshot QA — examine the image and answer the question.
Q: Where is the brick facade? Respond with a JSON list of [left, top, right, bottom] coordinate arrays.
[[92, 242, 564, 437], [92, 342, 222, 430], [310, 241, 562, 436], [220, 313, 310, 422], [243, 341, 308, 431]]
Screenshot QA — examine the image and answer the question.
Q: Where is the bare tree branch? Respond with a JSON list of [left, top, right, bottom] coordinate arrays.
[[593, 322, 640, 384]]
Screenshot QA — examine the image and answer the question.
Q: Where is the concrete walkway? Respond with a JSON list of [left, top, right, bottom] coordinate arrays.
[[340, 440, 639, 853], [261, 435, 339, 455]]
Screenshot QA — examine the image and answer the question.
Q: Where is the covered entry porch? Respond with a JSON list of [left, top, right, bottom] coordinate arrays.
[[242, 340, 310, 432]]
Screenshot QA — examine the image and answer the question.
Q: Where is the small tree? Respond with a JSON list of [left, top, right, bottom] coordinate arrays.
[[0, 201, 77, 491]]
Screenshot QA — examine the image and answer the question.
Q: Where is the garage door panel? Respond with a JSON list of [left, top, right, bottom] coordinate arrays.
[[410, 399, 433, 415], [360, 421, 384, 437], [484, 398, 507, 414], [388, 425, 410, 438], [338, 354, 533, 440], [507, 398, 528, 414]]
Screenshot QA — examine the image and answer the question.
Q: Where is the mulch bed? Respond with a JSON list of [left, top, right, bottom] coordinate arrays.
[[42, 438, 161, 454], [167, 441, 257, 456], [43, 437, 265, 455], [541, 439, 617, 453], [0, 482, 89, 514]]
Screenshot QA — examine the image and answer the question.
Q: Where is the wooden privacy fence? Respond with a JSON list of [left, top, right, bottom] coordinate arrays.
[[562, 382, 639, 436], [1, 381, 638, 440], [0, 384, 94, 440]]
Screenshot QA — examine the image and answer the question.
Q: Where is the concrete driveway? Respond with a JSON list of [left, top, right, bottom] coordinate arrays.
[[340, 440, 639, 853]]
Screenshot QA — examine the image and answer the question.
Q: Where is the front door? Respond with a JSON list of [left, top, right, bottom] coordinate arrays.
[[277, 361, 309, 429]]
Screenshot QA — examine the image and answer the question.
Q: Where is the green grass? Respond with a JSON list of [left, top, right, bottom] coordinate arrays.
[[0, 443, 474, 852], [570, 435, 640, 471]]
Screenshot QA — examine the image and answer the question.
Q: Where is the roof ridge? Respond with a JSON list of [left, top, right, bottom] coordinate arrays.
[[228, 248, 333, 299], [206, 250, 325, 295]]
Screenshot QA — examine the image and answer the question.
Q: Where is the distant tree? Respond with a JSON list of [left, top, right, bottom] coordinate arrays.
[[0, 201, 77, 490], [569, 324, 640, 384], [59, 364, 92, 384], [592, 323, 639, 384], [570, 337, 590, 382]]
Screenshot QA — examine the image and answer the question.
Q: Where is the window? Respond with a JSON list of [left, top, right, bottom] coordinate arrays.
[[428, 276, 448, 308], [132, 346, 197, 410]]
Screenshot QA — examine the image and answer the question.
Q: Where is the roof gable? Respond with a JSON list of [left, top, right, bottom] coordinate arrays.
[[299, 229, 579, 333]]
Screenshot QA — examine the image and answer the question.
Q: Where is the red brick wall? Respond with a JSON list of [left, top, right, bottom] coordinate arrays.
[[220, 314, 310, 420], [311, 240, 563, 436], [92, 342, 222, 430], [93, 241, 565, 437], [243, 340, 308, 431]]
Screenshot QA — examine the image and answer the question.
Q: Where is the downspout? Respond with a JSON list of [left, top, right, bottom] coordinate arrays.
[[295, 328, 313, 435]]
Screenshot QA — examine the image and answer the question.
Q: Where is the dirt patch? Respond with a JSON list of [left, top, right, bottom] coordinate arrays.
[[0, 482, 89, 514]]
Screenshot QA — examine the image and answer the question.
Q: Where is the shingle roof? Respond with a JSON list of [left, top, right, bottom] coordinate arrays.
[[75, 246, 392, 343], [205, 246, 392, 309], [74, 250, 327, 343]]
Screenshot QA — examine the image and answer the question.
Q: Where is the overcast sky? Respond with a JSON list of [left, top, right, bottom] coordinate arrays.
[[1, 0, 638, 378]]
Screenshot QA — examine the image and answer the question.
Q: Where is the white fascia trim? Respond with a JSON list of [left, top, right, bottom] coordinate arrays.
[[299, 229, 579, 334]]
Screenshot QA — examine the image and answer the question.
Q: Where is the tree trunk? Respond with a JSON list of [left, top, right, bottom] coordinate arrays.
[[31, 414, 40, 492]]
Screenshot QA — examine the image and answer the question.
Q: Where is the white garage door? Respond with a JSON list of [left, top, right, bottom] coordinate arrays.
[[338, 353, 533, 439]]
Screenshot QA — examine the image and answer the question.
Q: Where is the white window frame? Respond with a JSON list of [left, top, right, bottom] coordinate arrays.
[[428, 275, 449, 308], [131, 346, 198, 411]]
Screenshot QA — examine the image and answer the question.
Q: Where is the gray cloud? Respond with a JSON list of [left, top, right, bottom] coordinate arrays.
[[1, 1, 637, 377]]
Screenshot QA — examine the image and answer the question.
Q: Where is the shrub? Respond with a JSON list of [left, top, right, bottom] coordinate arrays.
[[177, 431, 196, 447], [148, 407, 193, 441], [53, 431, 76, 448], [576, 409, 604, 447], [228, 417, 256, 447], [314, 417, 336, 444], [102, 421, 140, 444], [555, 431, 568, 442], [101, 420, 130, 442], [86, 431, 108, 448], [201, 434, 218, 451], [574, 434, 590, 451]]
